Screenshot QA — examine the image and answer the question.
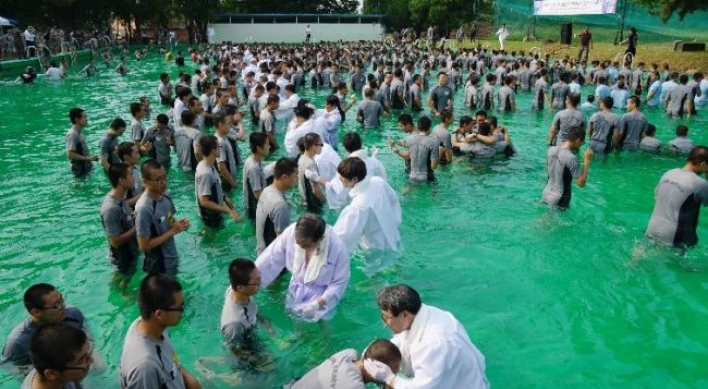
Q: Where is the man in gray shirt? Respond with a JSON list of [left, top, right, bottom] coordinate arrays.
[[256, 158, 297, 254], [120, 275, 200, 389], [392, 116, 439, 183], [65, 107, 98, 177], [665, 74, 690, 119], [99, 117, 128, 173], [243, 133, 269, 220], [542, 127, 594, 209], [356, 88, 385, 129], [550, 74, 570, 110], [141, 114, 174, 171], [196, 135, 240, 229], [432, 110, 454, 164], [646, 146, 708, 248], [1, 284, 94, 375], [173, 110, 202, 172], [614, 96, 647, 150], [497, 75, 516, 112], [427, 73, 453, 117], [135, 160, 190, 276], [286, 339, 401, 389], [588, 96, 620, 153], [20, 323, 92, 389], [667, 125, 696, 155], [548, 93, 586, 146], [100, 162, 140, 289]]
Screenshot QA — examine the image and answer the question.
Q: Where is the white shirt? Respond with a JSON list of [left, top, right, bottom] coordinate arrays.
[[333, 176, 400, 253], [46, 67, 62, 80], [392, 304, 489, 389]]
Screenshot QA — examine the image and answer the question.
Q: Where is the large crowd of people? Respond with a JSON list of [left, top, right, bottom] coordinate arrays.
[[2, 26, 708, 388]]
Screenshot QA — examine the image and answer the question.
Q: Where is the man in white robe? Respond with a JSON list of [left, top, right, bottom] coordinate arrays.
[[364, 284, 489, 389], [333, 157, 401, 253], [326, 132, 388, 210], [255, 214, 351, 322]]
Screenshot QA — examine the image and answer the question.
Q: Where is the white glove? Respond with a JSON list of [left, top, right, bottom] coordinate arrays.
[[304, 168, 321, 182], [300, 301, 320, 319], [364, 359, 395, 386]]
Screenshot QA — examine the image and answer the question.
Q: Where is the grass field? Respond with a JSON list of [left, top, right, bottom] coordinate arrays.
[[446, 24, 707, 73]]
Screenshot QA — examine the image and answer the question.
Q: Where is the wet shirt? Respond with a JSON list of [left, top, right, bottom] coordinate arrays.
[[100, 194, 139, 265], [142, 125, 174, 167], [220, 287, 258, 345], [618, 111, 648, 150], [66, 128, 92, 176], [552, 109, 586, 145], [255, 185, 290, 254], [542, 146, 581, 208], [135, 192, 179, 265], [589, 111, 620, 152], [550, 82, 569, 109], [429, 84, 453, 113], [356, 99, 383, 129], [646, 168, 708, 248], [406, 133, 439, 182], [497, 85, 515, 111], [242, 156, 265, 219], [195, 160, 224, 221], [120, 319, 185, 389], [288, 349, 364, 389], [99, 133, 121, 165]]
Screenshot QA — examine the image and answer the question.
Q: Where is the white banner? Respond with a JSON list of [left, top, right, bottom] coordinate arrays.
[[533, 0, 617, 15]]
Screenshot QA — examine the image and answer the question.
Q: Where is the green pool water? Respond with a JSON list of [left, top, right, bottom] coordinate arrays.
[[1, 53, 708, 389]]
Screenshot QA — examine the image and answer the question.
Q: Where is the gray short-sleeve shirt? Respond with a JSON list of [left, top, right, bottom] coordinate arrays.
[[288, 349, 365, 389], [255, 185, 291, 254], [406, 133, 439, 182]]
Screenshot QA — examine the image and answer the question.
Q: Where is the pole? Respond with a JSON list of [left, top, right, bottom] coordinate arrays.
[[619, 0, 627, 42]]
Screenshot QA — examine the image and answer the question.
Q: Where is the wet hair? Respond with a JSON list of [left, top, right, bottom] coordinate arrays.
[[477, 122, 492, 136], [304, 132, 321, 149], [326, 95, 345, 121], [601, 96, 614, 110], [284, 84, 296, 93], [439, 109, 453, 123], [587, 95, 595, 103], [296, 137, 306, 153], [645, 123, 657, 136], [273, 157, 298, 179], [177, 87, 192, 99], [69, 108, 85, 124], [265, 81, 278, 92], [628, 95, 641, 109], [138, 274, 183, 319], [130, 102, 143, 116], [676, 125, 689, 137], [181, 110, 196, 127], [249, 132, 268, 153], [199, 134, 218, 156], [566, 126, 586, 142], [376, 284, 422, 316], [567, 92, 581, 107], [337, 157, 367, 182], [475, 110, 488, 118], [118, 141, 137, 162], [23, 283, 56, 312], [363, 339, 402, 374], [688, 146, 708, 165], [267, 94, 280, 106], [487, 116, 498, 128], [364, 88, 375, 99], [228, 258, 256, 289], [294, 100, 314, 120], [398, 113, 413, 126], [156, 113, 169, 125], [110, 118, 127, 130], [417, 116, 432, 132], [30, 323, 87, 376], [459, 115, 473, 127], [188, 96, 200, 108], [342, 132, 362, 153], [140, 159, 163, 180], [108, 162, 131, 188], [294, 214, 326, 246]]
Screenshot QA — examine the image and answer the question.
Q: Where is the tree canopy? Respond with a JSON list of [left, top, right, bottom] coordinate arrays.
[[631, 0, 708, 22]]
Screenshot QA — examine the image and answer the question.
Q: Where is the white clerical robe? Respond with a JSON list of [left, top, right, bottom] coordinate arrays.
[[255, 224, 351, 322], [391, 304, 489, 389], [333, 176, 401, 253]]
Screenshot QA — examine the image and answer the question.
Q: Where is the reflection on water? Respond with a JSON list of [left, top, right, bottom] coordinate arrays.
[[1, 52, 708, 388]]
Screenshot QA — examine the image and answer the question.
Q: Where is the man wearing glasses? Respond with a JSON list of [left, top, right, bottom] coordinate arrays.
[[1, 283, 100, 376], [120, 274, 200, 389], [135, 159, 190, 275], [363, 284, 488, 389], [20, 323, 93, 389]]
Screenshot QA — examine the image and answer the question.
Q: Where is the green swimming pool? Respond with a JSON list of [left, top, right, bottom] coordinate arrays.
[[1, 52, 707, 388]]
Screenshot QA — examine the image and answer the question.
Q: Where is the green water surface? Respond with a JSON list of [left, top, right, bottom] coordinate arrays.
[[1, 53, 708, 388]]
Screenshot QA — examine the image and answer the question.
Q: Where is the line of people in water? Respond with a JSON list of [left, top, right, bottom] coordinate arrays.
[[5, 38, 708, 389]]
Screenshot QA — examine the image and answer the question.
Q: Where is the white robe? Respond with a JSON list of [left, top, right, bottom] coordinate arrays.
[[325, 148, 388, 210], [255, 224, 351, 322], [284, 118, 324, 158], [333, 176, 401, 253], [391, 304, 488, 389], [314, 143, 341, 182]]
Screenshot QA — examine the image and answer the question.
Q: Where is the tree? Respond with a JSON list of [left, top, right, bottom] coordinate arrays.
[[632, 0, 708, 22]]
